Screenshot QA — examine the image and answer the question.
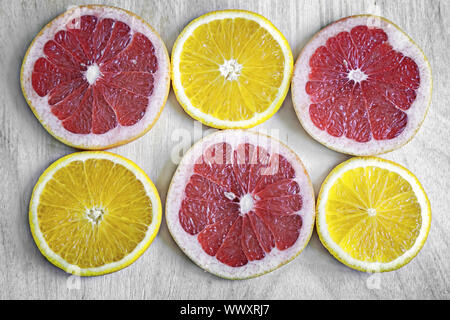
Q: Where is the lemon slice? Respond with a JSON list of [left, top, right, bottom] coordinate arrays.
[[29, 151, 162, 276], [316, 157, 431, 272], [171, 10, 293, 129]]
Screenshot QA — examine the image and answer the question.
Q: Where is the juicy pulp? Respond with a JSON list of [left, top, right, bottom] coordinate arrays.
[[31, 15, 158, 135], [179, 142, 303, 267], [307, 25, 419, 142]]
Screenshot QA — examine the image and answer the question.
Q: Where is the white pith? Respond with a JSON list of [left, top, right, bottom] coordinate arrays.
[[291, 15, 432, 156], [166, 130, 315, 279], [86, 207, 105, 224], [224, 191, 236, 200], [21, 6, 170, 149], [171, 11, 293, 128], [367, 208, 377, 217], [317, 157, 431, 272], [239, 193, 254, 215], [347, 68, 367, 83], [29, 152, 162, 276], [219, 59, 242, 81], [85, 64, 101, 85]]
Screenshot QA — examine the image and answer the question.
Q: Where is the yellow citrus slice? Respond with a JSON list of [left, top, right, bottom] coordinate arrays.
[[171, 10, 293, 129], [316, 157, 431, 272], [29, 151, 162, 276]]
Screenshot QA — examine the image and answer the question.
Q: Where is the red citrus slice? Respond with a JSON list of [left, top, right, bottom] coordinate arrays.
[[21, 5, 170, 149], [166, 130, 315, 279], [291, 15, 432, 155]]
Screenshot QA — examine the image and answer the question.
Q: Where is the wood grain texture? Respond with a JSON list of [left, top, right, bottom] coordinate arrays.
[[0, 0, 449, 299]]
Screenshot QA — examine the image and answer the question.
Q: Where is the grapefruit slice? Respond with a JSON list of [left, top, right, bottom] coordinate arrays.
[[166, 130, 315, 279], [29, 151, 162, 276], [21, 5, 170, 149], [291, 15, 432, 155]]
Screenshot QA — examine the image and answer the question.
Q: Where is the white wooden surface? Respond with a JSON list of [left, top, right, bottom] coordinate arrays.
[[0, 0, 449, 300]]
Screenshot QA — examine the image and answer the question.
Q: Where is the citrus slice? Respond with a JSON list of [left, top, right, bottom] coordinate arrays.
[[21, 5, 170, 149], [291, 15, 432, 155], [166, 130, 315, 279], [316, 157, 431, 272], [29, 151, 162, 276], [171, 10, 293, 129]]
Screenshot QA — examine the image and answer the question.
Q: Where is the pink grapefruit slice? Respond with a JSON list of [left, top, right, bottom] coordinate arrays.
[[166, 130, 315, 279], [291, 15, 432, 155], [21, 5, 170, 149]]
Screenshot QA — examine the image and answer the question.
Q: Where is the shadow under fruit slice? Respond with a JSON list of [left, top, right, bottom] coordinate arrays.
[[316, 157, 431, 272], [166, 130, 315, 279], [291, 15, 432, 156], [21, 5, 170, 149], [29, 151, 162, 276]]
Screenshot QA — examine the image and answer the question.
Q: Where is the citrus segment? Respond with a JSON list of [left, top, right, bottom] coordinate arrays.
[[292, 15, 432, 155], [21, 5, 170, 149], [166, 130, 315, 279], [29, 151, 162, 276], [316, 157, 431, 272], [171, 10, 293, 129]]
